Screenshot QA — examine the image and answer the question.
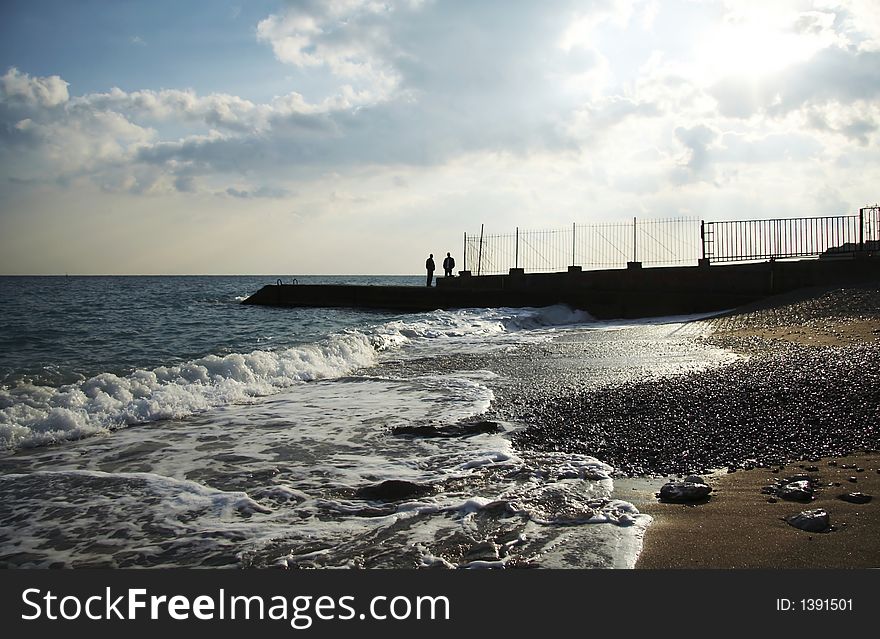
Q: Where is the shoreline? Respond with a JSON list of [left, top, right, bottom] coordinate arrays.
[[632, 284, 880, 568], [373, 283, 880, 568]]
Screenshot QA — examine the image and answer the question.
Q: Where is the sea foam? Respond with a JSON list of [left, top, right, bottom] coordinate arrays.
[[0, 304, 591, 450]]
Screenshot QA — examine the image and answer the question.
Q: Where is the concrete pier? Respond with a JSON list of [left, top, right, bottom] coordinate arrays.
[[242, 256, 880, 319]]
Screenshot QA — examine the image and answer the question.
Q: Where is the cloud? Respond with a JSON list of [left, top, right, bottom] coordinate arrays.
[[568, 95, 661, 143], [769, 46, 880, 113], [674, 124, 718, 179], [716, 131, 823, 163], [1, 3, 612, 190], [708, 41, 880, 122], [224, 185, 290, 199], [2, 0, 879, 212], [0, 67, 69, 109], [256, 0, 405, 102], [75, 88, 266, 133]]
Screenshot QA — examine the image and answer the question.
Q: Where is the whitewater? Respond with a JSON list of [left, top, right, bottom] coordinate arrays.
[[0, 275, 732, 568]]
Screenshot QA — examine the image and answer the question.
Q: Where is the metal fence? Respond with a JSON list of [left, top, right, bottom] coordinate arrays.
[[461, 207, 880, 275], [702, 206, 880, 263], [463, 218, 701, 275]]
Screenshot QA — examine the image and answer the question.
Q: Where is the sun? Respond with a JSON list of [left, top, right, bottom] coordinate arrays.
[[696, 14, 829, 79]]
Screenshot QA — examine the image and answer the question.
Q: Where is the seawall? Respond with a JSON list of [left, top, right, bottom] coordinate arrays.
[[242, 256, 880, 319]]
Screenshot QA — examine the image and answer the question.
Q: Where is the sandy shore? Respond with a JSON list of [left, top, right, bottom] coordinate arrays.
[[632, 453, 880, 568], [635, 284, 880, 568]]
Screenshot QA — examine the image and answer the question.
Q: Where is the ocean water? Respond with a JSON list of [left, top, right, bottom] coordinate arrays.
[[0, 276, 731, 569]]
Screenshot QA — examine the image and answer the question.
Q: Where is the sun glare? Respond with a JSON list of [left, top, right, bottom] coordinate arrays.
[[697, 20, 823, 78]]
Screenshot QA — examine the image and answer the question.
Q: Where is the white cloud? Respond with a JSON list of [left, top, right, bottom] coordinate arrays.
[[0, 67, 69, 109], [256, 0, 404, 103]]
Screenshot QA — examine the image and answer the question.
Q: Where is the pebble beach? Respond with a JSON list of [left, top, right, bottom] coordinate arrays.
[[635, 285, 880, 568], [511, 286, 880, 477], [508, 284, 880, 568]]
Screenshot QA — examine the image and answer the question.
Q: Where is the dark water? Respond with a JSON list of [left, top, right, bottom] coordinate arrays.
[[0, 275, 420, 387]]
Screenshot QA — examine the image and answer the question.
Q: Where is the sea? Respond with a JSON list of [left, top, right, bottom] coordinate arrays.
[[0, 275, 734, 569]]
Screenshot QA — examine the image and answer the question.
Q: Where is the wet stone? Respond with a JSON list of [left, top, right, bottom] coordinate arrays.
[[787, 509, 831, 533], [838, 492, 872, 504], [392, 420, 501, 438], [464, 541, 501, 562], [354, 480, 435, 502], [658, 479, 712, 503], [777, 480, 815, 503]]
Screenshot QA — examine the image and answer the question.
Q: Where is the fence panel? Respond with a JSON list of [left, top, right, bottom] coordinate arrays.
[[633, 218, 701, 267], [703, 215, 867, 262], [465, 218, 700, 275]]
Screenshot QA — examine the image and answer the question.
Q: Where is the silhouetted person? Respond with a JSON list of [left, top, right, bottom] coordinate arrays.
[[425, 254, 435, 287], [443, 252, 455, 277]]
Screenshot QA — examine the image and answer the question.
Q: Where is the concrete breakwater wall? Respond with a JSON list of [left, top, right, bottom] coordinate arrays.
[[242, 257, 880, 319]]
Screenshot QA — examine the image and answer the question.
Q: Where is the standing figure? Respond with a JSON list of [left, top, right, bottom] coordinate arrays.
[[425, 253, 435, 287], [442, 252, 455, 277]]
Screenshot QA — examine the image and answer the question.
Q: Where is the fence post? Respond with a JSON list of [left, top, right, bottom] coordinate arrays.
[[700, 220, 706, 260], [572, 222, 576, 267], [515, 227, 519, 269], [860, 208, 865, 252], [477, 223, 484, 277], [463, 232, 467, 272], [633, 216, 637, 263], [770, 220, 779, 262]]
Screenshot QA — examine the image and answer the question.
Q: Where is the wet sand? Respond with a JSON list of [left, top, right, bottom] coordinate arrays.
[[635, 284, 880, 568], [632, 454, 880, 568]]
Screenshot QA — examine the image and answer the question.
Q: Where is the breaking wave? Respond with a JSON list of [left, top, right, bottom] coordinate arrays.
[[0, 305, 592, 450]]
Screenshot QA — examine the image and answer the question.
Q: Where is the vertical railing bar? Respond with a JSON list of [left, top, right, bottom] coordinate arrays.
[[515, 227, 519, 269], [477, 223, 484, 277], [859, 208, 864, 252]]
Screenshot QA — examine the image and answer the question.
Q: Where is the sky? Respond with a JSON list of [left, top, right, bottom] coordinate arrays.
[[1, 0, 879, 275]]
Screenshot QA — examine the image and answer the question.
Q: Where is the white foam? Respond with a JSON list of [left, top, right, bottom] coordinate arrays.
[[0, 304, 596, 451], [0, 330, 382, 449], [372, 305, 596, 356], [0, 469, 279, 567], [0, 331, 390, 451]]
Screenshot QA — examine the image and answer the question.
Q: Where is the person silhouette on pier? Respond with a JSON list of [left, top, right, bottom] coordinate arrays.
[[425, 254, 435, 287], [443, 252, 455, 277]]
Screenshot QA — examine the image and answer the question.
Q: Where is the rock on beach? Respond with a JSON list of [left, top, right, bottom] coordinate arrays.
[[658, 478, 712, 503], [786, 509, 831, 533], [354, 479, 435, 502]]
